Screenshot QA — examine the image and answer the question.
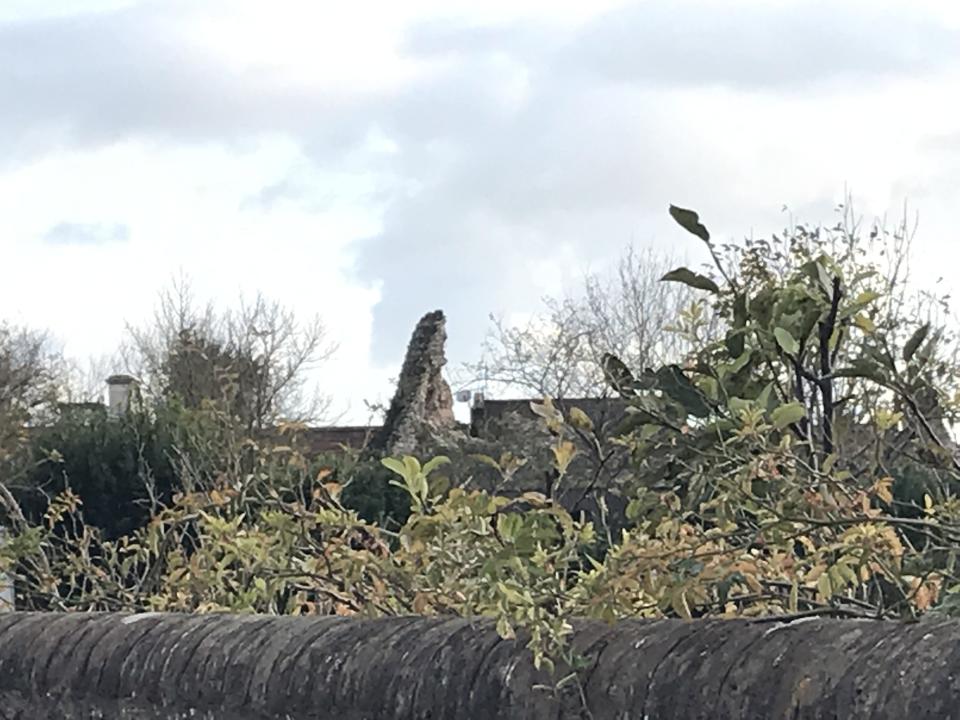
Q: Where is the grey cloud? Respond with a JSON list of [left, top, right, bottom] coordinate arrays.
[[353, 1, 938, 362], [43, 222, 130, 245], [7, 1, 951, 164], [401, 3, 960, 91], [5, 2, 955, 370], [562, 1, 960, 90], [0, 3, 373, 165]]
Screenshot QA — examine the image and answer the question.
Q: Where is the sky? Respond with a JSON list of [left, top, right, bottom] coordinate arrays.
[[3, 0, 960, 423]]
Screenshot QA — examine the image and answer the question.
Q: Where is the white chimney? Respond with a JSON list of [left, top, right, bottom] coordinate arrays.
[[472, 391, 485, 408], [106, 374, 137, 417]]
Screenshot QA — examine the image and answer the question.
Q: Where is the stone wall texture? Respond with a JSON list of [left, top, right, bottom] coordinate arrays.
[[369, 309, 459, 457], [2, 612, 960, 718]]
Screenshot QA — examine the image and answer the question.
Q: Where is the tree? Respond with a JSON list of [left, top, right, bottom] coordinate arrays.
[[0, 322, 62, 426], [584, 202, 960, 619], [467, 245, 710, 399], [124, 277, 337, 431], [0, 322, 64, 493], [18, 403, 184, 539]]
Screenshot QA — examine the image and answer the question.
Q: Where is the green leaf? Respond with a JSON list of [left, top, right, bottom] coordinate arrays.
[[832, 359, 887, 384], [602, 353, 637, 397], [469, 453, 501, 471], [771, 402, 806, 429], [380, 457, 408, 479], [800, 259, 833, 296], [816, 262, 834, 296], [757, 382, 775, 412], [725, 329, 745, 359], [421, 456, 451, 477], [733, 293, 749, 326], [728, 350, 752, 374], [656, 365, 712, 418], [660, 267, 720, 294], [773, 327, 800, 355], [728, 396, 752, 416], [402, 456, 422, 481], [668, 205, 711, 242], [904, 323, 930, 362]]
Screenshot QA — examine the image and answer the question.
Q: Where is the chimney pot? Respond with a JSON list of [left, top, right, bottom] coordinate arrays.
[[105, 374, 137, 417]]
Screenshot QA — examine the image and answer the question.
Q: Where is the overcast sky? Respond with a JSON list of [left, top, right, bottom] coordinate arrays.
[[3, 0, 960, 422]]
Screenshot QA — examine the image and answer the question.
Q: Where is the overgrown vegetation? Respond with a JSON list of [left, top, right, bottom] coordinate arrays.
[[4, 202, 960, 683]]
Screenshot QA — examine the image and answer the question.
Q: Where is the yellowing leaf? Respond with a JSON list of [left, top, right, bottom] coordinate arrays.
[[854, 314, 876, 334], [568, 406, 594, 432], [520, 491, 549, 507], [413, 593, 431, 613], [670, 589, 692, 620], [872, 477, 894, 505], [552, 441, 578, 475], [874, 409, 903, 432], [496, 616, 515, 640], [817, 572, 833, 600]]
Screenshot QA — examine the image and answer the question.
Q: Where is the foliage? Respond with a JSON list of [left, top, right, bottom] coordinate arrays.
[[5, 201, 960, 687], [339, 459, 413, 529], [124, 276, 336, 430], [0, 402, 594, 674], [11, 399, 223, 539], [597, 203, 960, 620]]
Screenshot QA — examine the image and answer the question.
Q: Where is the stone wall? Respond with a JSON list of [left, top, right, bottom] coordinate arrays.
[[2, 612, 959, 718], [368, 309, 461, 457]]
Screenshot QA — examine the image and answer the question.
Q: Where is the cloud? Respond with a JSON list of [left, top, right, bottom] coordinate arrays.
[[43, 222, 130, 246], [562, 1, 960, 91], [0, 2, 381, 168], [339, 2, 960, 363], [4, 0, 960, 414]]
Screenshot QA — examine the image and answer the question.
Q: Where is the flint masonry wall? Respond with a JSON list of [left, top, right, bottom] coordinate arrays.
[[1, 613, 958, 719], [368, 309, 459, 458]]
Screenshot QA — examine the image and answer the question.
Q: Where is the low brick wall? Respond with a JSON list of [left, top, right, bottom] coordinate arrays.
[[0, 612, 957, 718]]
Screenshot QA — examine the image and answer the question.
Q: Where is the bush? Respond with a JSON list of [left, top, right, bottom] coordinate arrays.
[[340, 460, 412, 529], [19, 405, 180, 539]]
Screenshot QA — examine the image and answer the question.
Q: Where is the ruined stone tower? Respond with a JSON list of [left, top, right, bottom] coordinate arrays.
[[368, 310, 459, 457]]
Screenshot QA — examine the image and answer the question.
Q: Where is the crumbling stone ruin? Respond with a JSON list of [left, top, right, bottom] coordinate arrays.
[[368, 310, 461, 457]]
